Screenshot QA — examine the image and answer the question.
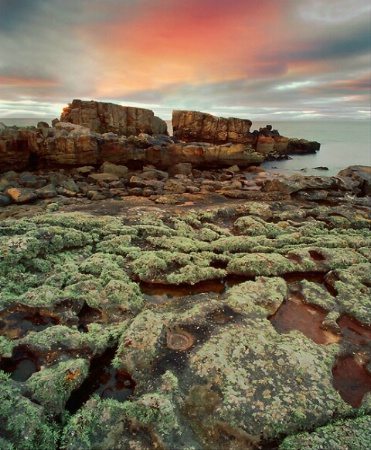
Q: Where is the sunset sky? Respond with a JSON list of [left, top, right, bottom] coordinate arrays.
[[0, 0, 370, 120]]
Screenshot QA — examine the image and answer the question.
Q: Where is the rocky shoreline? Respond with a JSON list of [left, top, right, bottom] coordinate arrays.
[[0, 100, 320, 174], [0, 103, 370, 449]]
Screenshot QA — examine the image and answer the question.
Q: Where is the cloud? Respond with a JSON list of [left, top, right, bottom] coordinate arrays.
[[0, 0, 370, 120]]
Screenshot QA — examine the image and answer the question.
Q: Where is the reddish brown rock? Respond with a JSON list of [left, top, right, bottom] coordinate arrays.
[[0, 127, 33, 171], [61, 99, 168, 136], [6, 187, 38, 204], [172, 110, 254, 145], [337, 166, 371, 195]]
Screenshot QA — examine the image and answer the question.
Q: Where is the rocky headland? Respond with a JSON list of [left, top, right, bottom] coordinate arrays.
[[0, 102, 370, 449]]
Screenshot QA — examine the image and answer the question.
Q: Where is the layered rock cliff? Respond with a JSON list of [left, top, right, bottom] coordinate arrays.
[[172, 110, 320, 155], [61, 99, 168, 136], [0, 123, 264, 171], [172, 110, 253, 145], [0, 102, 320, 172]]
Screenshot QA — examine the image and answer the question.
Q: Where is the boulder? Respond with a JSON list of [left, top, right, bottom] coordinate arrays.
[[263, 175, 336, 195], [287, 138, 321, 154], [168, 163, 193, 177], [6, 187, 38, 204], [35, 184, 58, 199], [100, 161, 129, 178], [337, 166, 371, 196], [60, 99, 168, 136]]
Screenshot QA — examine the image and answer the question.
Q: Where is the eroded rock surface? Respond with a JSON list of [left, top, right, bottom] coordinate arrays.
[[60, 99, 168, 136], [172, 110, 253, 145], [172, 110, 320, 157], [0, 124, 264, 171], [1, 181, 370, 449]]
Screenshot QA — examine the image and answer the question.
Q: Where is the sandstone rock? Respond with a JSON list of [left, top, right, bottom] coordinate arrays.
[[225, 165, 240, 173], [337, 165, 371, 195], [6, 187, 38, 204], [56, 187, 77, 197], [163, 179, 187, 194], [128, 176, 150, 189], [100, 161, 129, 177], [137, 169, 166, 181], [263, 175, 335, 194], [168, 162, 193, 177], [0, 128, 33, 171], [172, 110, 253, 145], [61, 99, 168, 136], [72, 166, 96, 176], [88, 173, 120, 184], [35, 184, 58, 199]]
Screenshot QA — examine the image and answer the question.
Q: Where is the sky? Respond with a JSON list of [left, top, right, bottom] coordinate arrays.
[[0, 0, 370, 121]]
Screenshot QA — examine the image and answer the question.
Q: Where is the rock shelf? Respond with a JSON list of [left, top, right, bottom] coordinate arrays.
[[0, 171, 370, 449], [0, 102, 370, 449]]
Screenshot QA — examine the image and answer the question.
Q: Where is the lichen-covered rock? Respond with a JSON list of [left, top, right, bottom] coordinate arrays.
[[0, 189, 370, 449], [279, 414, 371, 449], [189, 320, 348, 442], [0, 372, 59, 450], [27, 358, 89, 414]]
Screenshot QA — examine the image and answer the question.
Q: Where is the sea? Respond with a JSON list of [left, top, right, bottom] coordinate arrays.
[[1, 118, 370, 177]]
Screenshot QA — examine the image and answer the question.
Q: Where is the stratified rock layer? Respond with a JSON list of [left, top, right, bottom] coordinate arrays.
[[172, 110, 321, 155], [60, 99, 168, 136], [0, 124, 264, 171], [172, 110, 254, 145]]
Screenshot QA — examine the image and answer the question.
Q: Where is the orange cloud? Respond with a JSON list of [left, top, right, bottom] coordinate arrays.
[[78, 0, 287, 96], [0, 76, 59, 87]]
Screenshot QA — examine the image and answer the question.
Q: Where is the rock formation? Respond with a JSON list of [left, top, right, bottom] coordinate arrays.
[[0, 123, 263, 171], [172, 110, 320, 155], [0, 188, 370, 449], [60, 99, 168, 136], [0, 102, 321, 173], [172, 110, 254, 145]]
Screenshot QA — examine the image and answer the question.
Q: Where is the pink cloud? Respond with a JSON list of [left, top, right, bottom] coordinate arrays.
[[78, 0, 289, 96]]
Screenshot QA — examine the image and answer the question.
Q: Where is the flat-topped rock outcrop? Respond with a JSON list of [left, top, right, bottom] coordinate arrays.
[[172, 110, 254, 145], [60, 99, 168, 136], [1, 101, 321, 174], [172, 110, 320, 155]]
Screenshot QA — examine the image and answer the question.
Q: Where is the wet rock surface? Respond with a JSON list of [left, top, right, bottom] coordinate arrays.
[[0, 166, 370, 449]]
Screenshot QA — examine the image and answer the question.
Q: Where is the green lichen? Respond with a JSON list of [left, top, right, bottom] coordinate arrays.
[[299, 280, 335, 310], [0, 335, 15, 357], [0, 371, 59, 450], [149, 235, 210, 253], [227, 252, 295, 277], [226, 276, 287, 316], [279, 414, 371, 450], [189, 321, 348, 441], [27, 358, 89, 414]]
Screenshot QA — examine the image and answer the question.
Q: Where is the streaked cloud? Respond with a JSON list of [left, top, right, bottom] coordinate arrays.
[[0, 0, 370, 120]]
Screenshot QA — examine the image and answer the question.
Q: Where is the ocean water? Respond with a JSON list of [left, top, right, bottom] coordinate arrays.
[[256, 120, 371, 177], [1, 118, 370, 177]]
